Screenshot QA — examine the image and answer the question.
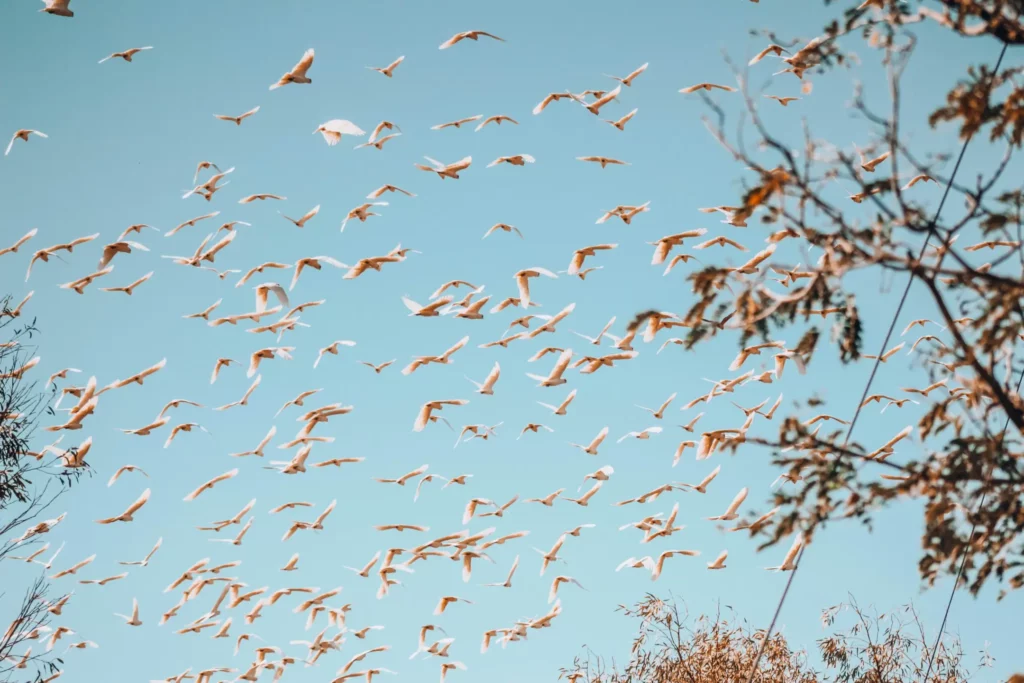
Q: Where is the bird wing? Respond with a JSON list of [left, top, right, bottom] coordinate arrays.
[[438, 32, 465, 50], [324, 119, 366, 136], [401, 296, 424, 314], [550, 348, 573, 377], [292, 48, 315, 77], [533, 94, 557, 115], [124, 488, 152, 516]]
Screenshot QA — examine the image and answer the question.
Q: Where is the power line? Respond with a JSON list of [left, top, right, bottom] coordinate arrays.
[[921, 363, 1024, 680], [744, 39, 1010, 683]]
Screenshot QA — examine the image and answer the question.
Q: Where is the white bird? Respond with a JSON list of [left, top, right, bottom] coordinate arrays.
[[13, 512, 66, 544], [487, 154, 535, 168], [280, 204, 320, 228], [476, 114, 519, 132], [376, 464, 429, 485], [291, 255, 345, 290], [368, 55, 405, 78], [119, 414, 169, 437], [367, 184, 415, 200], [643, 502, 684, 543], [314, 119, 366, 146], [564, 481, 603, 506], [518, 423, 554, 440], [533, 536, 565, 576], [533, 92, 576, 115], [685, 465, 721, 494], [537, 388, 577, 416], [462, 498, 497, 524], [579, 466, 614, 492], [184, 469, 239, 502], [413, 474, 448, 502], [214, 106, 260, 126], [440, 661, 467, 682], [526, 348, 573, 387], [571, 317, 617, 347], [270, 48, 315, 90], [79, 572, 127, 587], [355, 132, 402, 150], [0, 228, 37, 258], [572, 85, 621, 115], [50, 553, 95, 579], [95, 488, 151, 524], [680, 412, 706, 435], [439, 30, 505, 49], [576, 156, 630, 168], [119, 537, 162, 567], [636, 392, 677, 419], [433, 596, 473, 615], [211, 517, 254, 547], [604, 62, 648, 87], [707, 488, 749, 521], [707, 551, 728, 570], [315, 340, 356, 368], [548, 576, 584, 603], [513, 266, 558, 308], [603, 108, 638, 131], [466, 362, 501, 395], [20, 542, 64, 572], [415, 155, 472, 180], [254, 283, 289, 313], [483, 555, 519, 588], [679, 82, 737, 94], [765, 534, 804, 571], [431, 115, 482, 131], [209, 358, 238, 385], [344, 551, 381, 579], [617, 426, 663, 443], [649, 549, 700, 580], [47, 367, 80, 387], [5, 129, 48, 156], [239, 193, 286, 204], [114, 598, 142, 626], [482, 223, 523, 240], [59, 266, 114, 294], [98, 46, 153, 64], [569, 426, 609, 455], [360, 360, 396, 374], [40, 0, 74, 17], [215, 375, 261, 411], [164, 422, 210, 448], [402, 296, 453, 317]]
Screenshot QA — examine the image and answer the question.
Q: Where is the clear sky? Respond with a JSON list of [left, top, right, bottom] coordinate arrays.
[[1, 1, 1020, 681]]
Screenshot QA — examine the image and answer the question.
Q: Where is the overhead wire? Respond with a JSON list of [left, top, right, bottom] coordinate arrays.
[[743, 39, 1011, 683]]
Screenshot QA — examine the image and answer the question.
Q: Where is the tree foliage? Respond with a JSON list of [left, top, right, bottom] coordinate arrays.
[[1, 295, 81, 682], [646, 0, 1024, 598], [561, 594, 993, 683]]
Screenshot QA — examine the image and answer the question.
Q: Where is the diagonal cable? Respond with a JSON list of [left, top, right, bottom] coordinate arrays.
[[921, 364, 1024, 680], [743, 39, 1010, 683]]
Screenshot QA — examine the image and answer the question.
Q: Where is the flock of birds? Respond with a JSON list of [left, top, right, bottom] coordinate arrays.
[[2, 2, 1008, 682]]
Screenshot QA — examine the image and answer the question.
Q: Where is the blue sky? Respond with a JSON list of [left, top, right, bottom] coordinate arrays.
[[1, 1, 1021, 681]]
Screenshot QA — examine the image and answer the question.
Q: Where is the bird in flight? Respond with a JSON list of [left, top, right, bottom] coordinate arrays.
[[270, 48, 315, 90], [439, 30, 505, 50], [98, 46, 153, 63]]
